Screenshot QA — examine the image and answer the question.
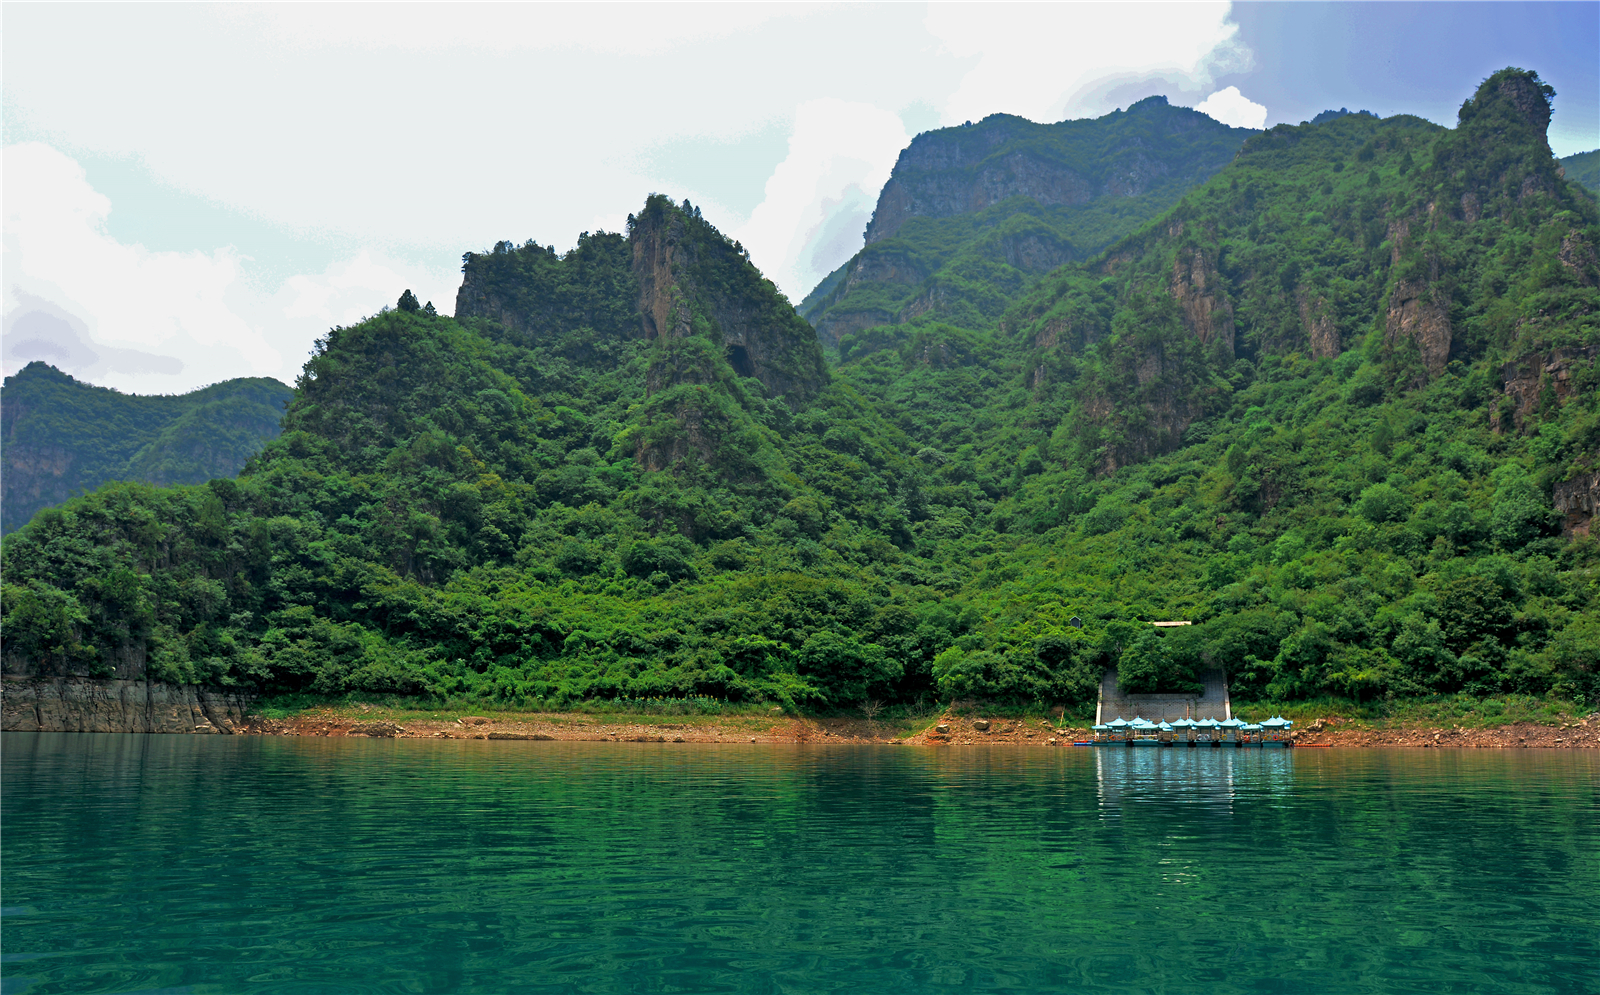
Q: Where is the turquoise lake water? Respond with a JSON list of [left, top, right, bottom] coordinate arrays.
[[2, 734, 1596, 994]]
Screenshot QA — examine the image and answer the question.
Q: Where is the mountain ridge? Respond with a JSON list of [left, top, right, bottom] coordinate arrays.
[[3, 68, 1596, 712], [1, 363, 292, 534]]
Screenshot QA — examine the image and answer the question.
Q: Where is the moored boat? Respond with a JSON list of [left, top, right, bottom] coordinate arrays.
[[1170, 718, 1196, 747], [1194, 717, 1221, 747], [1219, 717, 1246, 746], [1129, 717, 1161, 746], [1259, 715, 1294, 747]]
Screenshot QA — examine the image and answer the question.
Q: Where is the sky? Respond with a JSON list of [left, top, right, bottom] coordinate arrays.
[[3, 1, 1597, 395]]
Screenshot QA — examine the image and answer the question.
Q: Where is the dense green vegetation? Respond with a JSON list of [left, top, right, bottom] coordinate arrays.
[[4, 70, 1596, 712], [800, 96, 1255, 346], [0, 363, 292, 534]]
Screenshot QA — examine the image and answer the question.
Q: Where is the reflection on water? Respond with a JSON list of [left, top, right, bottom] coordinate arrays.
[[2, 735, 1597, 994]]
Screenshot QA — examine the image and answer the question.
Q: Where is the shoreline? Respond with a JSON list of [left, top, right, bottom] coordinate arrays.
[[4, 678, 1595, 747], [237, 709, 1599, 748]]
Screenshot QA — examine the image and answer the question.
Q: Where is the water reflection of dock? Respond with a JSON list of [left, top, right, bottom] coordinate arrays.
[[1094, 748, 1297, 818]]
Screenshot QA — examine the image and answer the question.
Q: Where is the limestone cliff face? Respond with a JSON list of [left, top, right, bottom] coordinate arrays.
[[1298, 290, 1341, 358], [1553, 470, 1600, 537], [2, 677, 255, 734], [1384, 278, 1454, 378], [862, 98, 1221, 246], [867, 148, 1099, 244], [806, 247, 928, 348], [629, 197, 827, 404], [1376, 71, 1577, 382], [1168, 247, 1235, 354], [1492, 346, 1599, 433]]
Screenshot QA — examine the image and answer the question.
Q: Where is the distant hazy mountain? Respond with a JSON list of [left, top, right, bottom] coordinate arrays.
[[799, 96, 1257, 348], [1561, 149, 1599, 194], [1, 363, 291, 533]]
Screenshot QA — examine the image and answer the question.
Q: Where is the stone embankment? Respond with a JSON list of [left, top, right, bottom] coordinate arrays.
[[1, 676, 255, 734]]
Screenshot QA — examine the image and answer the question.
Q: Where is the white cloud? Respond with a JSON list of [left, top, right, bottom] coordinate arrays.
[[925, 2, 1248, 125], [2, 3, 1260, 377], [736, 101, 911, 304], [3, 143, 277, 392], [2, 143, 457, 394], [279, 251, 454, 331], [1194, 86, 1268, 129]]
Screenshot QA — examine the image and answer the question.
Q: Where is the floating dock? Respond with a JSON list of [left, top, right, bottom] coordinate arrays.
[[1092, 667, 1293, 746]]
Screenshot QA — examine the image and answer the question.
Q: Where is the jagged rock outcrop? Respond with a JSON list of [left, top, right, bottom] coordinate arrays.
[[1553, 470, 1600, 537], [630, 196, 828, 404], [1, 677, 255, 733], [1296, 290, 1340, 358], [1384, 279, 1454, 377], [1492, 346, 1599, 432], [1169, 247, 1235, 354]]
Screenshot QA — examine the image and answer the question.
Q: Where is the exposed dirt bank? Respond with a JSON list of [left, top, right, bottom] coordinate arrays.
[[239, 709, 1600, 749]]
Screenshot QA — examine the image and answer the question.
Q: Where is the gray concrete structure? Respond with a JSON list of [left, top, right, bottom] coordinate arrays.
[[1095, 668, 1231, 723]]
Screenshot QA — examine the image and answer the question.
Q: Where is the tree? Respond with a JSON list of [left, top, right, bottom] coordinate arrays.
[[398, 289, 421, 313]]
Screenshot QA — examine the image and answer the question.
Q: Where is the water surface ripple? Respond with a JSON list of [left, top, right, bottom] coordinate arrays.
[[3, 735, 1596, 993]]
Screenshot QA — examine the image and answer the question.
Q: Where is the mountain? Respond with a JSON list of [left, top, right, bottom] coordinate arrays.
[[3, 69, 1596, 711], [1561, 149, 1600, 194], [799, 96, 1257, 348], [1, 363, 291, 534]]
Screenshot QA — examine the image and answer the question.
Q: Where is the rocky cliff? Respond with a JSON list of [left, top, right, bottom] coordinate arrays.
[[1553, 470, 1599, 537], [804, 97, 1256, 348], [862, 98, 1238, 245], [1, 677, 256, 733], [630, 195, 828, 404]]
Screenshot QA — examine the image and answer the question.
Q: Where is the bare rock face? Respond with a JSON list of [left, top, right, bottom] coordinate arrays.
[[1169, 247, 1235, 354], [1384, 279, 1453, 378], [1493, 346, 1599, 433], [2, 677, 255, 734], [1298, 290, 1341, 358], [1553, 471, 1600, 537], [1558, 229, 1599, 286]]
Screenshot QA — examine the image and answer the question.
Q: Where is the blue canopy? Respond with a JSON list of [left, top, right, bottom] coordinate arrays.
[[1242, 723, 1263, 732], [1219, 718, 1245, 728], [1130, 718, 1159, 730], [1195, 718, 1221, 728], [1106, 717, 1129, 728], [1157, 722, 1175, 731], [1261, 716, 1294, 729], [1170, 718, 1195, 728], [1092, 724, 1110, 732]]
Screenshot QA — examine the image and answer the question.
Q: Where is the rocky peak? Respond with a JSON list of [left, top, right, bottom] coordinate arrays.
[[628, 195, 827, 403], [861, 102, 1254, 247], [1461, 67, 1554, 136]]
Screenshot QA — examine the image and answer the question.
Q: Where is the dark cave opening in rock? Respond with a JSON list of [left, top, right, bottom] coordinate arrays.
[[727, 344, 756, 378]]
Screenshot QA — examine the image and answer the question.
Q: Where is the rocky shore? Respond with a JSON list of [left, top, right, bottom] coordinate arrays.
[[1, 676, 255, 734]]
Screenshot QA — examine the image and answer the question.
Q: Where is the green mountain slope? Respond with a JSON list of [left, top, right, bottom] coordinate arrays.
[[1, 363, 292, 534], [1561, 148, 1600, 194], [3, 69, 1596, 709], [799, 97, 1257, 348]]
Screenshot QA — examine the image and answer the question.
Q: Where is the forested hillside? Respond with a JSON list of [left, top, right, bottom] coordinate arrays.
[[3, 70, 1596, 711], [1, 364, 292, 534], [800, 96, 1256, 348]]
